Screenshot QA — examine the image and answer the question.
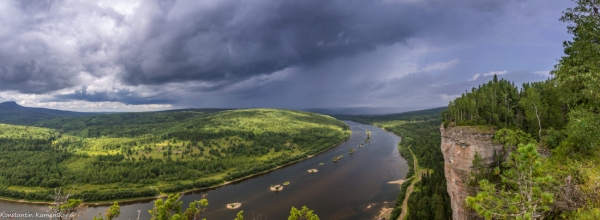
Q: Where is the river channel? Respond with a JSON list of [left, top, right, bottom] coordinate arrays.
[[0, 121, 408, 220]]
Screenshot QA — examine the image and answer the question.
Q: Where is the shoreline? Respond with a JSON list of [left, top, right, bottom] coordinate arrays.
[[354, 121, 409, 220], [0, 134, 351, 206], [387, 179, 405, 185]]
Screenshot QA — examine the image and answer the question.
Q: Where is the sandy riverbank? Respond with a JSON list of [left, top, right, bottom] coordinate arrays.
[[387, 179, 405, 185]]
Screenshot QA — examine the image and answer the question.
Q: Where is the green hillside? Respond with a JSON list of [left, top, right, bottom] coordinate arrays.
[[0, 109, 350, 202], [0, 101, 97, 125]]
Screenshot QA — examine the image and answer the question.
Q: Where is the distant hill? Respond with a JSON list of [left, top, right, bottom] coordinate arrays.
[[334, 106, 447, 122], [0, 101, 98, 125], [302, 106, 441, 116], [367, 106, 447, 118]]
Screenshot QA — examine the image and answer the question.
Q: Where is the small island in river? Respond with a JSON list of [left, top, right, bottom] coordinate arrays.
[[270, 185, 283, 191], [227, 203, 242, 209], [332, 154, 344, 162]]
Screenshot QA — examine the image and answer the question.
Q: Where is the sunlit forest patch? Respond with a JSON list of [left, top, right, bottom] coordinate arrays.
[[0, 109, 350, 202]]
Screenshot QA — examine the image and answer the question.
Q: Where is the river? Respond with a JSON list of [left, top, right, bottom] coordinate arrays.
[[0, 121, 408, 219]]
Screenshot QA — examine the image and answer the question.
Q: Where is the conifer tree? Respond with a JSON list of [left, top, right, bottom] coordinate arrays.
[[467, 144, 554, 220]]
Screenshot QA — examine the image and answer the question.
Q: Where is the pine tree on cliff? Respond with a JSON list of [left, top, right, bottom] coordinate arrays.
[[466, 143, 553, 220]]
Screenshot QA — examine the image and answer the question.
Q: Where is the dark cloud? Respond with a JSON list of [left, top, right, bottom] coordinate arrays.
[[0, 0, 574, 110], [0, 0, 125, 94], [117, 0, 515, 86], [55, 87, 176, 105], [0, 60, 76, 94]]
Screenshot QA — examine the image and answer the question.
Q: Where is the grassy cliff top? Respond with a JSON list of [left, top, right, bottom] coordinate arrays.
[[442, 124, 496, 134]]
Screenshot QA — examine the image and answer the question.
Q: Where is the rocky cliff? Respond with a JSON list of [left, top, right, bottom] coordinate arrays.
[[440, 124, 503, 220]]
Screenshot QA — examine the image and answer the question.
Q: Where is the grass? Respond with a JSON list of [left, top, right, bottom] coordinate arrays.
[[542, 144, 600, 218]]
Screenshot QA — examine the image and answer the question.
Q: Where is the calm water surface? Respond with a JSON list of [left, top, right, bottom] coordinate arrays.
[[0, 121, 408, 219]]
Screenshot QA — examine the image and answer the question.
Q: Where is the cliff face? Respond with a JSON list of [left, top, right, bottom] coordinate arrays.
[[440, 125, 503, 220]]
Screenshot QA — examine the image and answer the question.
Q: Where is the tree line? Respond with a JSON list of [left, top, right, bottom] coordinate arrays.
[[446, 1, 600, 218], [341, 113, 451, 220], [0, 109, 350, 202]]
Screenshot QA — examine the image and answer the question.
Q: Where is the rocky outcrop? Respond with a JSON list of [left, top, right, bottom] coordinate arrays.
[[440, 125, 503, 220]]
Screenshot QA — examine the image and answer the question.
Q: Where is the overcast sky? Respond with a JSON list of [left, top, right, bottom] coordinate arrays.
[[0, 0, 574, 112]]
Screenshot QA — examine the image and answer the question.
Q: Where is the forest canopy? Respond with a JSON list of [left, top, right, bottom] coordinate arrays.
[[340, 109, 451, 220], [0, 109, 350, 202], [444, 1, 600, 218]]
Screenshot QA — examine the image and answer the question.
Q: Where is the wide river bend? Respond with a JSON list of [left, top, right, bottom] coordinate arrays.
[[0, 121, 408, 220]]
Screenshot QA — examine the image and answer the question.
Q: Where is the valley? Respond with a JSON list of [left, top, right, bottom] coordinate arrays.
[[1, 0, 598, 219], [0, 120, 408, 220], [0, 107, 351, 203]]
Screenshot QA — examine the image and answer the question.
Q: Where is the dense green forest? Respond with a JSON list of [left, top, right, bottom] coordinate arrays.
[[340, 108, 451, 220], [444, 1, 600, 218], [0, 101, 97, 125], [0, 109, 350, 202]]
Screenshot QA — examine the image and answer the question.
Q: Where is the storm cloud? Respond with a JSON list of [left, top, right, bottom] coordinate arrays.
[[0, 0, 574, 111]]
